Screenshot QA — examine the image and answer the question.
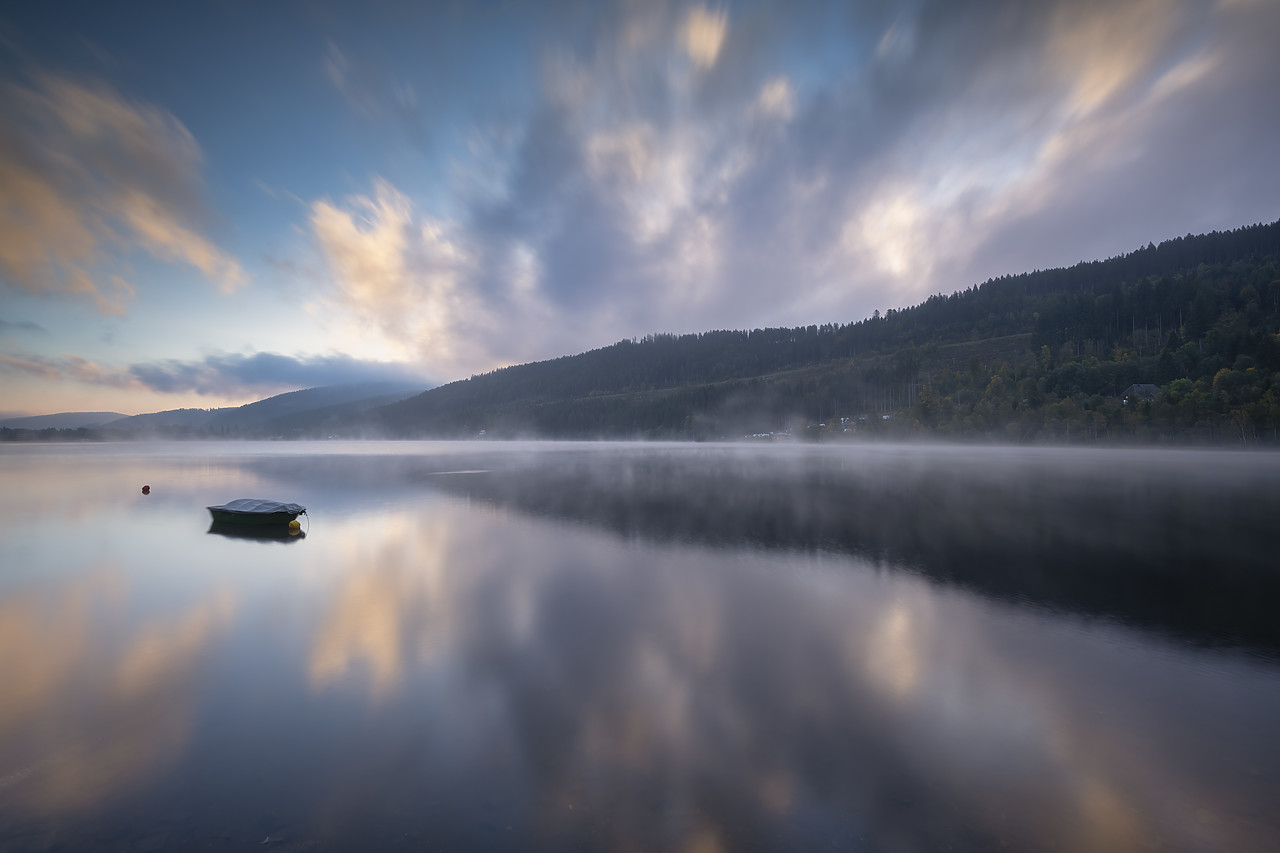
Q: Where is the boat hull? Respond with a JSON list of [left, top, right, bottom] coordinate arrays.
[[206, 499, 306, 527], [208, 520, 306, 540], [208, 509, 301, 526]]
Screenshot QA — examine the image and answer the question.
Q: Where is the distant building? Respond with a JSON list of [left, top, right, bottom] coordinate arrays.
[[1121, 384, 1159, 405]]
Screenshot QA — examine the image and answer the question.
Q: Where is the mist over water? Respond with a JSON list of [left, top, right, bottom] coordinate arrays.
[[0, 441, 1277, 851]]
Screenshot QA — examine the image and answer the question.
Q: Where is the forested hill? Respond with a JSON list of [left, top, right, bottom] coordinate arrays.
[[371, 219, 1280, 443]]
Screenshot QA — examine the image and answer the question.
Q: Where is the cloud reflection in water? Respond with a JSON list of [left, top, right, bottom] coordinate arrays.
[[0, 567, 233, 816], [285, 446, 1280, 850], [0, 443, 1277, 850]]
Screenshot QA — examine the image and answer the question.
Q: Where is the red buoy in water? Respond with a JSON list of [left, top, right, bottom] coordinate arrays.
[[142, 485, 151, 495]]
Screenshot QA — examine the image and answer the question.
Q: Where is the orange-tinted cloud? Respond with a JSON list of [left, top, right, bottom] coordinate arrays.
[[681, 6, 729, 69], [309, 180, 507, 372], [0, 75, 245, 313], [0, 352, 138, 388]]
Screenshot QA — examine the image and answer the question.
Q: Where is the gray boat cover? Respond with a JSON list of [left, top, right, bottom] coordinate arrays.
[[208, 498, 306, 514]]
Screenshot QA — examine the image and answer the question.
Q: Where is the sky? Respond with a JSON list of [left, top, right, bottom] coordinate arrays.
[[0, 0, 1277, 417]]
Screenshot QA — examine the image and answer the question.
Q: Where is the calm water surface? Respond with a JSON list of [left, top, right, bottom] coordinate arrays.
[[0, 441, 1278, 852]]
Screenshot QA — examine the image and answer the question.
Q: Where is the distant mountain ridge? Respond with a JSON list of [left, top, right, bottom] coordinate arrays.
[[110, 382, 422, 431], [110, 382, 424, 435], [2, 383, 425, 439], [0, 412, 127, 430]]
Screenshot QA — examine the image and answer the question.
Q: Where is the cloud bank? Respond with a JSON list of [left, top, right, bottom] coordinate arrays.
[[0, 351, 428, 399], [312, 0, 1280, 378], [0, 75, 245, 314]]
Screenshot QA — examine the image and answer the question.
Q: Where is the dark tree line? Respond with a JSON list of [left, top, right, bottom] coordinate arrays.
[[356, 218, 1280, 442]]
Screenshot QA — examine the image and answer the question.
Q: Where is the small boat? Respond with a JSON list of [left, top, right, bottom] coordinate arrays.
[[207, 498, 306, 526]]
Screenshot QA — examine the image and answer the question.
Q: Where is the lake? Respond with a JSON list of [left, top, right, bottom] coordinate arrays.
[[0, 441, 1278, 851]]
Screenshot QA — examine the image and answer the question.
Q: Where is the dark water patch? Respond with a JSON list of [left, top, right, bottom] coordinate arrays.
[[234, 444, 1280, 656]]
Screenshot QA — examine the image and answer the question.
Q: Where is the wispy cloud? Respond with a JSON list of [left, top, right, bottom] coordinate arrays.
[[308, 180, 528, 374], [681, 5, 729, 69], [0, 319, 46, 334], [0, 352, 138, 388], [323, 40, 428, 147], [0, 75, 245, 313]]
